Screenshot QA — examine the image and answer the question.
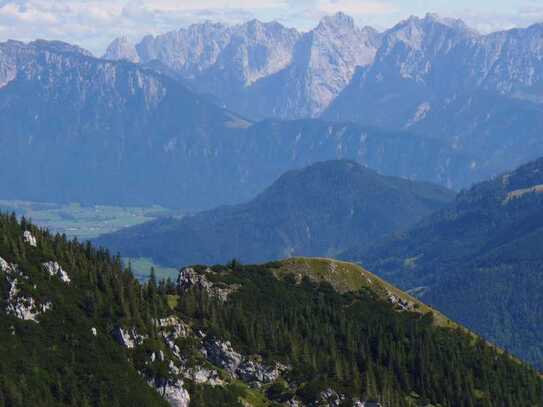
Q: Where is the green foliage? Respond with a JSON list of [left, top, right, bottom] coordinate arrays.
[[1, 213, 542, 406], [346, 158, 543, 369], [175, 264, 543, 407], [0, 213, 168, 406]]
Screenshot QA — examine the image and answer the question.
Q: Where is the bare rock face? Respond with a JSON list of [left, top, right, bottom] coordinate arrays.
[[0, 44, 17, 88], [103, 36, 140, 63], [288, 13, 381, 117], [113, 327, 146, 349], [23, 231, 37, 247], [105, 14, 376, 119], [177, 267, 238, 301], [203, 339, 243, 374], [0, 257, 14, 274], [202, 338, 287, 386], [151, 377, 190, 407], [5, 272, 52, 322], [135, 21, 234, 78], [42, 261, 71, 284]]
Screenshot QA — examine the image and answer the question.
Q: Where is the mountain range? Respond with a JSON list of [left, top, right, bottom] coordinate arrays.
[[95, 160, 454, 267], [342, 157, 543, 369], [0, 13, 541, 213], [103, 13, 543, 189], [0, 38, 476, 209], [105, 13, 543, 122], [1, 214, 541, 406]]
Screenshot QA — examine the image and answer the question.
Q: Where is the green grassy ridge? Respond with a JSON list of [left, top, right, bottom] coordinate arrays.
[[274, 257, 457, 328]]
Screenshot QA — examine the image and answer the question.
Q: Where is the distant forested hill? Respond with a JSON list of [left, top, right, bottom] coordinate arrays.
[[95, 160, 454, 267]]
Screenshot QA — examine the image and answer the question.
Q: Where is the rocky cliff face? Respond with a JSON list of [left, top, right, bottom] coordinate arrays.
[[279, 13, 381, 118], [105, 13, 378, 119], [324, 14, 543, 186], [105, 13, 543, 124], [328, 12, 543, 114], [103, 36, 140, 63]]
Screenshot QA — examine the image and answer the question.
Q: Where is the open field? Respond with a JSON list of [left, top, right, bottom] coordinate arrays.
[[0, 200, 178, 240]]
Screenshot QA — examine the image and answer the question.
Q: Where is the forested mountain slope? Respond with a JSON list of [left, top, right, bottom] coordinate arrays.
[[1, 213, 542, 406], [95, 161, 454, 267], [343, 157, 543, 369]]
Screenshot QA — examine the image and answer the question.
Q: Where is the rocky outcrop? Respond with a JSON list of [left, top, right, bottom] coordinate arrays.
[[2, 259, 52, 322], [318, 388, 346, 406], [113, 327, 146, 349], [5, 277, 52, 322], [103, 36, 139, 63], [388, 292, 415, 312], [23, 231, 37, 247], [202, 338, 287, 386], [236, 359, 286, 385], [177, 268, 238, 301], [42, 261, 71, 284], [151, 377, 190, 407], [0, 257, 14, 274]]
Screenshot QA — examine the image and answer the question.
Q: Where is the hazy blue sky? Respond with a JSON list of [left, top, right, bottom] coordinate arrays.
[[1, 0, 542, 54]]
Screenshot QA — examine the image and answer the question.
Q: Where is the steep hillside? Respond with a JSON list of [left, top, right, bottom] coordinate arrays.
[[95, 161, 454, 267], [342, 157, 543, 369], [1, 214, 542, 406], [0, 39, 250, 210], [0, 214, 170, 406]]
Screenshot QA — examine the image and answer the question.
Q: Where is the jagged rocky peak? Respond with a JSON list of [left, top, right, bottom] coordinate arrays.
[[293, 12, 381, 116], [423, 12, 474, 32], [135, 21, 233, 76], [219, 18, 300, 85], [318, 11, 356, 30], [103, 35, 140, 63], [386, 12, 475, 47], [315, 11, 381, 46]]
